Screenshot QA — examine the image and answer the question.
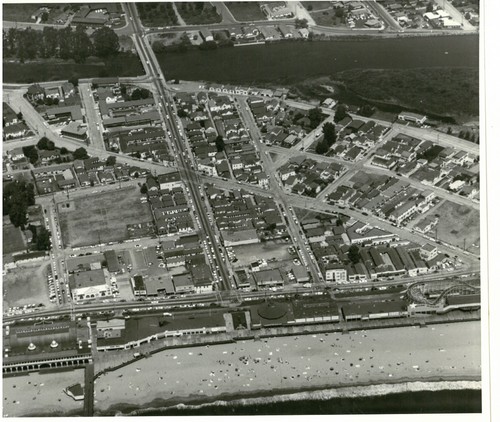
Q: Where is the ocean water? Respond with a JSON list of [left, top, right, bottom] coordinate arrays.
[[135, 389, 481, 416]]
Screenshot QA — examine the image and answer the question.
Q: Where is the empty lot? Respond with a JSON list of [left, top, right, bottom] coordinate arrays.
[[432, 201, 480, 254], [3, 223, 26, 255], [58, 186, 153, 248]]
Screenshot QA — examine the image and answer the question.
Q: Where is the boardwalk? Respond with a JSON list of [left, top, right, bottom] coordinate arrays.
[[83, 362, 95, 416]]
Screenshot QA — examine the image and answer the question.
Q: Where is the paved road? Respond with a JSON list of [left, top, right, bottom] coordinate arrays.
[[123, 3, 234, 292], [366, 0, 402, 31], [79, 82, 106, 151], [237, 96, 323, 283]]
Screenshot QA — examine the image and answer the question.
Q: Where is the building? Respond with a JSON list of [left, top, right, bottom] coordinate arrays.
[[420, 243, 438, 261], [69, 269, 112, 302], [325, 265, 347, 283], [342, 300, 408, 321], [398, 112, 427, 125], [199, 28, 214, 42], [221, 228, 260, 247], [292, 265, 310, 283], [96, 319, 126, 339], [252, 269, 283, 287], [3, 319, 92, 374], [172, 273, 195, 293], [130, 275, 147, 296], [158, 172, 183, 190]]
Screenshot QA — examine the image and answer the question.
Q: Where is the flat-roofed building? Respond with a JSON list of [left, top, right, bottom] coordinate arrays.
[[69, 269, 111, 302]]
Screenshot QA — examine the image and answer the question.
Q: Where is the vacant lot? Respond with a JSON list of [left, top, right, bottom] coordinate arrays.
[[3, 223, 26, 255], [310, 9, 344, 27], [59, 186, 153, 248], [3, 262, 54, 309], [232, 241, 293, 268], [225, 2, 266, 21], [432, 201, 480, 253], [137, 2, 179, 27], [175, 2, 222, 25]]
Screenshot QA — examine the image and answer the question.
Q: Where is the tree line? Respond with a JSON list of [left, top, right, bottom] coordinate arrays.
[[2, 26, 119, 64]]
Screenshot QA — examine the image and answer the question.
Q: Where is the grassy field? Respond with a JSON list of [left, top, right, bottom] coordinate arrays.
[[2, 223, 26, 255], [3, 263, 53, 309], [310, 9, 344, 27], [301, 1, 333, 11], [332, 67, 480, 119], [432, 201, 480, 253], [225, 2, 266, 21], [137, 2, 179, 27], [58, 186, 153, 248], [2, 4, 39, 22], [3, 53, 144, 84]]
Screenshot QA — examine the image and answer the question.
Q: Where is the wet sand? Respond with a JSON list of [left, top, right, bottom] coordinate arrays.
[[2, 369, 85, 417], [94, 321, 481, 415]]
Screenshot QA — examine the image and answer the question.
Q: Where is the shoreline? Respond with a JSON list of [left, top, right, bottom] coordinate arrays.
[[102, 378, 481, 416], [92, 321, 480, 416]]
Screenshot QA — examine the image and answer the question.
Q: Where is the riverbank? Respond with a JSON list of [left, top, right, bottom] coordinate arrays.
[[94, 321, 481, 416]]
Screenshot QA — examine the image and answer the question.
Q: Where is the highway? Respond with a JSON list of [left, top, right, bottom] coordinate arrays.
[[122, 3, 234, 293]]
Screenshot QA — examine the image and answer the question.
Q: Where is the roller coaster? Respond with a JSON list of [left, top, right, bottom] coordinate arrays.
[[405, 279, 480, 307]]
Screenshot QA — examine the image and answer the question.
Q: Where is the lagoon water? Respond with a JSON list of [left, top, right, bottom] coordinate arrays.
[[158, 35, 479, 84]]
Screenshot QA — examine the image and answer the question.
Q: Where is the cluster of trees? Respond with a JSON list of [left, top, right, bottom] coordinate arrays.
[[357, 104, 375, 117], [73, 147, 89, 160], [177, 2, 221, 25], [458, 130, 479, 144], [347, 245, 361, 265], [2, 26, 119, 64], [28, 224, 51, 251], [137, 2, 178, 26], [22, 145, 39, 165], [3, 180, 36, 228], [37, 137, 55, 151], [120, 85, 151, 101], [315, 122, 337, 155], [308, 107, 324, 129]]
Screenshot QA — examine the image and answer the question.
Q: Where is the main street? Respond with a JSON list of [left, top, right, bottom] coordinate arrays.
[[122, 2, 234, 293]]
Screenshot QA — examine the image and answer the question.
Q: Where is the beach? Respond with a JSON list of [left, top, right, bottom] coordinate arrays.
[[2, 368, 85, 417], [93, 321, 481, 415]]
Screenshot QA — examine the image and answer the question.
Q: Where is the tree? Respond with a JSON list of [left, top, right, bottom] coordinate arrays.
[[335, 7, 345, 18], [22, 145, 38, 164], [348, 245, 361, 264], [73, 147, 89, 160], [358, 104, 374, 117], [315, 140, 329, 155], [130, 88, 151, 100], [3, 180, 35, 228], [35, 227, 51, 251], [215, 135, 225, 152], [308, 107, 323, 129], [60, 147, 68, 155], [334, 104, 348, 123], [323, 122, 336, 146], [447, 127, 452, 135], [106, 156, 117, 166], [307, 5, 313, 11], [140, 183, 148, 194], [336, 218, 344, 227], [295, 18, 308, 28], [17, 112, 23, 121], [72, 25, 94, 64], [177, 109, 188, 118], [93, 26, 119, 58], [37, 137, 55, 150], [426, 1, 434, 13]]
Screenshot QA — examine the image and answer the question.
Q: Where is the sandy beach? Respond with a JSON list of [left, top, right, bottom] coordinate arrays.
[[94, 321, 481, 415], [2, 368, 85, 417]]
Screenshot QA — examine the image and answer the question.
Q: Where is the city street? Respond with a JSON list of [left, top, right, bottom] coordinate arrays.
[[79, 82, 106, 151]]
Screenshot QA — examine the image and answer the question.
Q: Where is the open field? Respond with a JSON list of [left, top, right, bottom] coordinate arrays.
[[3, 223, 26, 255], [137, 2, 179, 27], [310, 9, 343, 27], [225, 2, 266, 21], [3, 368, 85, 417], [175, 2, 222, 25], [58, 186, 153, 248], [3, 53, 144, 84], [2, 262, 53, 309], [2, 4, 39, 23], [432, 201, 480, 253], [301, 1, 333, 11]]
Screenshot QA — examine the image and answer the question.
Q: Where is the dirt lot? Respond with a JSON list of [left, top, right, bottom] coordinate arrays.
[[3, 223, 26, 255], [58, 186, 153, 248], [2, 261, 55, 309], [432, 201, 480, 254]]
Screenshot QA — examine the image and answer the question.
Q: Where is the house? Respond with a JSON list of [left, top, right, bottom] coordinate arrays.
[[398, 112, 427, 125], [292, 266, 310, 283], [26, 84, 45, 101], [222, 229, 260, 247], [278, 24, 293, 38], [3, 122, 28, 140]]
